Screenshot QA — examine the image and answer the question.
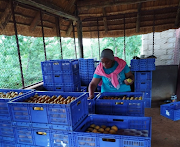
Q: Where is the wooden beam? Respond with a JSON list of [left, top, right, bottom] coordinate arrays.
[[78, 0, 157, 11], [66, 21, 73, 36], [15, 0, 78, 21], [60, 0, 76, 25], [79, 4, 178, 17], [175, 0, 180, 27], [0, 1, 12, 29], [136, 3, 141, 33], [102, 8, 108, 34], [29, 12, 41, 32], [66, 20, 77, 36]]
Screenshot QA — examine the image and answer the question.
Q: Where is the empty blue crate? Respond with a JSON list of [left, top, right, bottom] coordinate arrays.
[[135, 80, 152, 91], [54, 82, 81, 92], [41, 61, 53, 74], [50, 59, 79, 73], [160, 101, 180, 121], [42, 73, 54, 84], [95, 92, 145, 116], [144, 98, 151, 108], [73, 114, 151, 147], [53, 71, 80, 85], [8, 91, 88, 131], [0, 89, 34, 120], [134, 72, 152, 80], [43, 84, 54, 91], [131, 58, 155, 71]]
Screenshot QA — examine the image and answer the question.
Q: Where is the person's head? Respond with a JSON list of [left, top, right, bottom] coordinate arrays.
[[100, 48, 114, 69]]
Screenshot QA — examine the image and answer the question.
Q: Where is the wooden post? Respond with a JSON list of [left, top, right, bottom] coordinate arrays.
[[77, 19, 83, 58]]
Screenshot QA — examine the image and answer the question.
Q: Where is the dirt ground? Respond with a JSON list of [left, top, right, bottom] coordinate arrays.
[[145, 106, 180, 147]]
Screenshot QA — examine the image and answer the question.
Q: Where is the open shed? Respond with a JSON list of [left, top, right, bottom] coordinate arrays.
[[0, 1, 180, 147]]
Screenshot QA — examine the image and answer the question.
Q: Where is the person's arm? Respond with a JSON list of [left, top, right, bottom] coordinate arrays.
[[124, 71, 134, 85], [88, 78, 101, 99]]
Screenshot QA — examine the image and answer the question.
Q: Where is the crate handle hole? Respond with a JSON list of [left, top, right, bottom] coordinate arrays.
[[102, 138, 116, 142], [55, 75, 60, 77], [56, 87, 61, 89], [77, 101, 81, 105], [33, 107, 43, 111], [113, 119, 124, 122], [36, 132, 47, 135]]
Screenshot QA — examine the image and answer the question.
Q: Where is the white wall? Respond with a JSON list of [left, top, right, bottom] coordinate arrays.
[[142, 29, 180, 65]]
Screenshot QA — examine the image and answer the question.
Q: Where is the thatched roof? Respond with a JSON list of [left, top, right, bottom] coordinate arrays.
[[0, 0, 180, 38]]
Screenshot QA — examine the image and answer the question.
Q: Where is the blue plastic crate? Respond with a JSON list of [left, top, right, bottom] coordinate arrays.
[[95, 92, 145, 116], [50, 59, 79, 73], [1, 141, 16, 147], [144, 98, 151, 108], [0, 121, 15, 137], [33, 128, 51, 146], [135, 80, 152, 91], [51, 130, 73, 147], [0, 89, 34, 120], [54, 82, 81, 92], [53, 71, 80, 84], [8, 91, 88, 131], [15, 127, 34, 145], [73, 114, 151, 147], [134, 72, 152, 81], [131, 59, 155, 71], [160, 101, 180, 121], [81, 86, 87, 92], [41, 61, 53, 74], [97, 85, 101, 92], [87, 92, 100, 114], [43, 84, 54, 91], [42, 73, 54, 84]]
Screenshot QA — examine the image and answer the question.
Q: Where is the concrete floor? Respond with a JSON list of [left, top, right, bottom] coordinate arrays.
[[145, 107, 180, 147]]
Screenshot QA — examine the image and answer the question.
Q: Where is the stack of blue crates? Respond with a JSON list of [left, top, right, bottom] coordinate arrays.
[[7, 91, 88, 147], [79, 58, 95, 86], [0, 89, 34, 147], [131, 58, 155, 108], [41, 59, 81, 92]]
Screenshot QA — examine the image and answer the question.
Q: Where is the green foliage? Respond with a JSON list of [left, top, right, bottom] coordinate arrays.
[[0, 35, 141, 89]]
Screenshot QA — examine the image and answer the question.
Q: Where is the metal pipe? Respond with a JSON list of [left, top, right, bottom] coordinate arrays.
[[123, 14, 126, 61], [153, 10, 155, 55], [72, 22, 77, 59], [40, 10, 47, 61], [97, 18, 100, 60], [57, 17, 63, 59], [11, 0, 25, 88]]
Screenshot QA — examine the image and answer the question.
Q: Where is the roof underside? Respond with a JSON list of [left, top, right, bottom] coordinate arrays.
[[0, 0, 180, 38]]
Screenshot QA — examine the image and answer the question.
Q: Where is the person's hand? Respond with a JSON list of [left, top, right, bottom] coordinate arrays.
[[124, 78, 133, 85], [88, 95, 94, 99]]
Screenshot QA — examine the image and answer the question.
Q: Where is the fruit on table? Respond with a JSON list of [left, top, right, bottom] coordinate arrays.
[[126, 78, 132, 83]]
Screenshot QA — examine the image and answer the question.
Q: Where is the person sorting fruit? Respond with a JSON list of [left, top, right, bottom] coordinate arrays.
[[88, 48, 134, 99]]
